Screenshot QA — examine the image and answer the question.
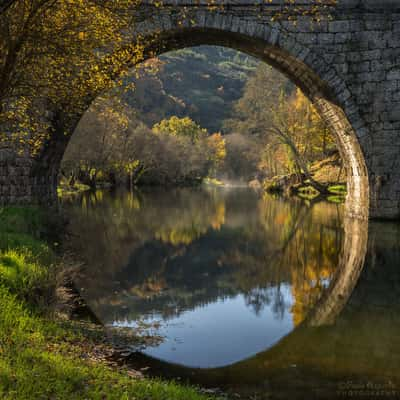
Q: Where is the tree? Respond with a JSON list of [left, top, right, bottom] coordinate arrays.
[[262, 88, 334, 193], [62, 96, 134, 187], [62, 105, 222, 188], [0, 0, 337, 163], [219, 133, 262, 182], [152, 116, 208, 143], [206, 132, 226, 173], [225, 64, 337, 193], [0, 0, 144, 155]]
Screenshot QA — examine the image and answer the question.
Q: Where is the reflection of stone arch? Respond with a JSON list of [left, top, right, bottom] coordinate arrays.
[[304, 217, 368, 327], [119, 216, 369, 386]]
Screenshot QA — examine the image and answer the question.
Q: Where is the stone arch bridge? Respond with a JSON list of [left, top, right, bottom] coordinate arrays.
[[2, 0, 400, 219]]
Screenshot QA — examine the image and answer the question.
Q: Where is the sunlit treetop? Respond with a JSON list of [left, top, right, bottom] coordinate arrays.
[[152, 116, 208, 143]]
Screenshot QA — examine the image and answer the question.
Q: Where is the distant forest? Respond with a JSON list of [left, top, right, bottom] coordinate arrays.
[[124, 46, 259, 132]]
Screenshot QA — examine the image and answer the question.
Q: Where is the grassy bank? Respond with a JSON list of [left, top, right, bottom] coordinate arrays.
[[0, 207, 214, 400]]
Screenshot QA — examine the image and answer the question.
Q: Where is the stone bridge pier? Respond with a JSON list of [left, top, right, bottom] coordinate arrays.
[[1, 0, 400, 219]]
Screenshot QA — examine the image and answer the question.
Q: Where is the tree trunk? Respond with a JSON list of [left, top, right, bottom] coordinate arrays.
[[268, 126, 329, 195]]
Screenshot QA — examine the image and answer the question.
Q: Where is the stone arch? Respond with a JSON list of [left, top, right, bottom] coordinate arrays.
[[14, 14, 370, 219]]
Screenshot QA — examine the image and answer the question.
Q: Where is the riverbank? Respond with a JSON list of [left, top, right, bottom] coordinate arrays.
[[263, 152, 347, 203], [0, 207, 216, 400]]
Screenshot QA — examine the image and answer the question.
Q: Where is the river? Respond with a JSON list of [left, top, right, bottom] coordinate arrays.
[[61, 186, 400, 399]]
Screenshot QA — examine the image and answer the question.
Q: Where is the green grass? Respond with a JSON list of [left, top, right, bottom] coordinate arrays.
[[328, 184, 347, 195], [0, 286, 211, 400], [0, 250, 52, 303], [0, 207, 215, 400], [0, 206, 44, 236]]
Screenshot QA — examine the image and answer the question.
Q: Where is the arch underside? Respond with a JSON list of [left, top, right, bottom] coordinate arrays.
[[33, 21, 370, 219]]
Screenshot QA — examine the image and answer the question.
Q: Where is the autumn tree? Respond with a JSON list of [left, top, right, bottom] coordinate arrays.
[[152, 116, 208, 143], [225, 64, 337, 193], [206, 132, 226, 174], [63, 108, 226, 188], [0, 0, 336, 158], [62, 96, 135, 187], [0, 0, 144, 155], [218, 133, 263, 182]]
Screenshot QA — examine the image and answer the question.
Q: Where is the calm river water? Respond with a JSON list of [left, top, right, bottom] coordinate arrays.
[[62, 186, 400, 399]]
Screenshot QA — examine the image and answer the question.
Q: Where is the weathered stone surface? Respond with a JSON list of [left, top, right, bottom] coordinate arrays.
[[2, 0, 400, 219]]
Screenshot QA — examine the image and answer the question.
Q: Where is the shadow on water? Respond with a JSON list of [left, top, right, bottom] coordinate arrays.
[[61, 187, 400, 399]]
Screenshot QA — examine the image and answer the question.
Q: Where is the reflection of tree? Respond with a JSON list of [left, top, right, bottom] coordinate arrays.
[[154, 198, 225, 245], [304, 216, 367, 327], [289, 224, 340, 326], [257, 195, 344, 325], [63, 187, 227, 280], [64, 188, 344, 326], [272, 288, 286, 321], [245, 288, 272, 316]]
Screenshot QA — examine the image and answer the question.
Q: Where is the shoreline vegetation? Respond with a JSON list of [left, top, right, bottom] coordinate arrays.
[[263, 151, 347, 203], [58, 151, 347, 205], [0, 207, 216, 400]]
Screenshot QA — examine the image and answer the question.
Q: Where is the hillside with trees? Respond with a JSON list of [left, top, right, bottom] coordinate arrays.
[[61, 46, 346, 198], [123, 46, 258, 132]]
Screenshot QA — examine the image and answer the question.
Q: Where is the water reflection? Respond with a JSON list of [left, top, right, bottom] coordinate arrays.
[[62, 188, 400, 398], [63, 187, 345, 368]]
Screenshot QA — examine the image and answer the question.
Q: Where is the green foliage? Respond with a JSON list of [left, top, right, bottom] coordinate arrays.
[[57, 181, 91, 197], [296, 186, 320, 201], [327, 185, 346, 204], [0, 207, 55, 306], [0, 207, 54, 263], [327, 195, 346, 204], [0, 207, 43, 236]]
